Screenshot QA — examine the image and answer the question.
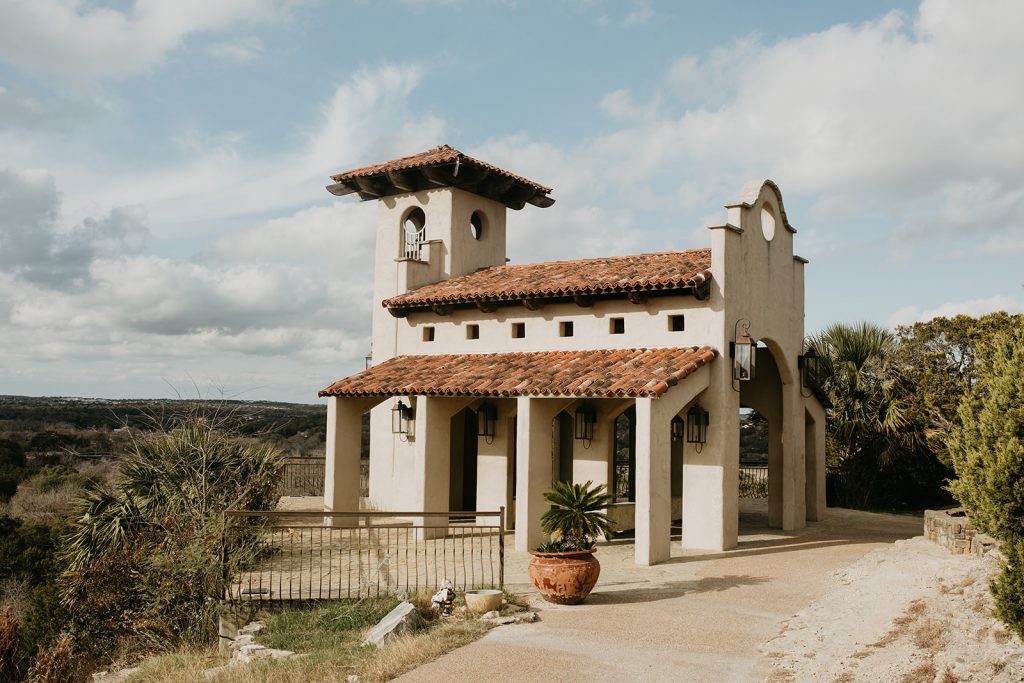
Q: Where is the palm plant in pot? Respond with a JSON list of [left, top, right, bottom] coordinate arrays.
[[528, 480, 615, 605]]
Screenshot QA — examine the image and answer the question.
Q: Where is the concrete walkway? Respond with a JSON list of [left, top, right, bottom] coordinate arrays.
[[397, 501, 922, 682]]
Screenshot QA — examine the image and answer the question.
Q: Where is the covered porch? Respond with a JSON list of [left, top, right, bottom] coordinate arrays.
[[319, 347, 724, 566]]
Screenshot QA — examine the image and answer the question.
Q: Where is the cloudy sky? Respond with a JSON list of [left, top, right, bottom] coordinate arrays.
[[1, 0, 1021, 404]]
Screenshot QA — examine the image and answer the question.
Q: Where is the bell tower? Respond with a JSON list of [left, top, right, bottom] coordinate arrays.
[[326, 145, 555, 364]]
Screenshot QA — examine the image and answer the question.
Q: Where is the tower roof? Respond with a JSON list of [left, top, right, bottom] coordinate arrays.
[[326, 144, 554, 210]]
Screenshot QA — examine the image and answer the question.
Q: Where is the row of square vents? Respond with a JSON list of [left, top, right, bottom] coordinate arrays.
[[420, 314, 687, 342]]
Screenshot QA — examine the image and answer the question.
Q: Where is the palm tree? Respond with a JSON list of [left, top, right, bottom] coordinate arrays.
[[58, 417, 281, 606], [806, 322, 921, 507]]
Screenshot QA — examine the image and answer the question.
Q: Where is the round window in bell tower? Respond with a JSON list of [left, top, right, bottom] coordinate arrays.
[[470, 211, 485, 240], [760, 204, 776, 241]]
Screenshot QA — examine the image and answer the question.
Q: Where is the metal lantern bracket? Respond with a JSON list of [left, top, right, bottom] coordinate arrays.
[[392, 400, 415, 441], [730, 318, 756, 392], [798, 348, 821, 398]]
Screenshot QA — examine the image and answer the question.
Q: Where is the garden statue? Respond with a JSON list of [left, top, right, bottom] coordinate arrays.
[[431, 578, 456, 616]]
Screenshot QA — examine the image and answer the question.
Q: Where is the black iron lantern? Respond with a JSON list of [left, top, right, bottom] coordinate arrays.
[[391, 400, 414, 437], [671, 415, 685, 441], [476, 401, 497, 438], [574, 403, 596, 441], [686, 403, 709, 444], [799, 348, 821, 390]]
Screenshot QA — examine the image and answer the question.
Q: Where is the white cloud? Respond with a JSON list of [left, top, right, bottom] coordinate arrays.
[[206, 36, 265, 64], [55, 63, 442, 233], [0, 63, 435, 400], [623, 0, 652, 26], [888, 295, 1024, 327], [0, 0, 287, 81]]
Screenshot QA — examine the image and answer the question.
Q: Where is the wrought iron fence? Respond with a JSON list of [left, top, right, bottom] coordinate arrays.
[[739, 466, 769, 499], [276, 458, 369, 497], [223, 508, 504, 603]]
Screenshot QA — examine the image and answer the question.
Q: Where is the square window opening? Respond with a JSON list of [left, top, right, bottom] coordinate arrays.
[[559, 321, 574, 337], [466, 324, 480, 340], [422, 326, 435, 342], [610, 317, 625, 335], [511, 322, 526, 339], [669, 315, 685, 332]]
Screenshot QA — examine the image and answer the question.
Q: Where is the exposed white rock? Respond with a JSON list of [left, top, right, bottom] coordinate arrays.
[[362, 601, 422, 647]]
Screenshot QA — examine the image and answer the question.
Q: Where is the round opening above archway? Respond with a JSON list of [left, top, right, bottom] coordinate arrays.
[[470, 211, 485, 240], [760, 205, 776, 241]]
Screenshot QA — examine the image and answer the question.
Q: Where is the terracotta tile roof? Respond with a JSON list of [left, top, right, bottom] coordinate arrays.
[[330, 144, 552, 194], [319, 347, 716, 399], [383, 248, 712, 310]]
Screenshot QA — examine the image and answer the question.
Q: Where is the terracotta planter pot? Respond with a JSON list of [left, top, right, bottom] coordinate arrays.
[[527, 549, 600, 605]]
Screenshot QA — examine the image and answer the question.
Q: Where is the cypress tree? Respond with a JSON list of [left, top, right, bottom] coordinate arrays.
[[947, 328, 1024, 637]]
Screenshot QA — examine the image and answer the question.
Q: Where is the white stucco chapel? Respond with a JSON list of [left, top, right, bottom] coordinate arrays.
[[318, 145, 827, 566]]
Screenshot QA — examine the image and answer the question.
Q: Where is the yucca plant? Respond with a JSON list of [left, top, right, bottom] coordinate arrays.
[[538, 480, 615, 552]]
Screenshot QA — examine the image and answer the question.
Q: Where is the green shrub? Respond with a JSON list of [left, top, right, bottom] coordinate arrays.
[[947, 329, 1024, 638], [57, 416, 282, 664]]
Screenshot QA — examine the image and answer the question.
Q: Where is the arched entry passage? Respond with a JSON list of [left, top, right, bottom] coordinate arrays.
[[739, 345, 785, 528], [613, 407, 636, 502]]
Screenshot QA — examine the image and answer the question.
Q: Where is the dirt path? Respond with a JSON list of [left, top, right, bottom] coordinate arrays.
[[397, 502, 922, 682]]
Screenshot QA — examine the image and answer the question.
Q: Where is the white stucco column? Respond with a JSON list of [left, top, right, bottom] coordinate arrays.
[[410, 396, 471, 539], [634, 397, 672, 565], [515, 397, 572, 552], [475, 399, 514, 527], [324, 396, 379, 525], [767, 417, 784, 528], [804, 400, 827, 522], [781, 383, 807, 531], [681, 363, 738, 552]]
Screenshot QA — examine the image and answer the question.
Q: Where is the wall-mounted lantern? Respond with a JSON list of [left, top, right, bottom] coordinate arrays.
[[671, 415, 685, 441], [391, 400, 414, 438], [686, 403, 709, 446], [477, 401, 498, 440], [574, 403, 596, 442], [798, 348, 821, 397], [730, 318, 756, 390]]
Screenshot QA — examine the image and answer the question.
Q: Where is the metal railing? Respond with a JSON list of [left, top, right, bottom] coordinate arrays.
[[223, 508, 504, 603], [276, 458, 369, 498], [739, 466, 769, 498]]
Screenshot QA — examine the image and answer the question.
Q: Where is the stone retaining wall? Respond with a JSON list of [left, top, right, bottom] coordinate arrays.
[[924, 508, 998, 557]]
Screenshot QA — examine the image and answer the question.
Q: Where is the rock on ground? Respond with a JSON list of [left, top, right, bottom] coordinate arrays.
[[363, 601, 422, 647]]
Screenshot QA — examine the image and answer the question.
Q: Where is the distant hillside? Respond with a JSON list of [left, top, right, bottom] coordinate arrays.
[[0, 395, 329, 465]]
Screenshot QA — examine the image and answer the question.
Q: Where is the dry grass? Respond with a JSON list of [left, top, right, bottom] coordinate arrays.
[[123, 591, 514, 683], [938, 575, 977, 596], [0, 578, 31, 620], [992, 627, 1012, 644], [939, 666, 961, 683], [872, 599, 930, 648], [831, 673, 855, 683], [912, 619, 945, 651], [899, 660, 937, 683], [359, 619, 489, 682]]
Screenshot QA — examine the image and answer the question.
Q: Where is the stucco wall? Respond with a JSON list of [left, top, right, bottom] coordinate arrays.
[[395, 295, 715, 356]]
